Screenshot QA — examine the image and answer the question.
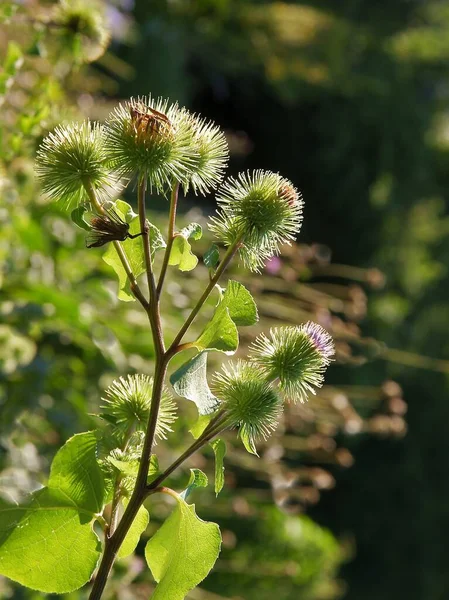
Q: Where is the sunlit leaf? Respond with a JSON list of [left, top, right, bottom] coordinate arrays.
[[210, 439, 226, 496], [0, 432, 104, 593], [193, 280, 258, 354], [170, 351, 220, 415], [180, 468, 208, 500], [118, 500, 149, 559], [145, 495, 221, 600]]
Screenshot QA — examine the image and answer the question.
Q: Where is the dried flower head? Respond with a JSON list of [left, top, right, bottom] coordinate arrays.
[[36, 121, 114, 207], [101, 374, 177, 440], [104, 96, 197, 191], [86, 204, 146, 248], [183, 112, 229, 195], [213, 360, 283, 454], [249, 322, 334, 403], [209, 170, 303, 271]]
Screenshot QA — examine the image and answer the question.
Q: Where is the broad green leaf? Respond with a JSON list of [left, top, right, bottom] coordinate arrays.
[[49, 431, 105, 513], [70, 205, 90, 231], [0, 432, 104, 593], [210, 439, 226, 496], [170, 352, 219, 415], [181, 468, 208, 500], [169, 235, 198, 271], [103, 200, 165, 301], [203, 244, 220, 269], [193, 281, 258, 354], [118, 500, 149, 559], [145, 495, 221, 600]]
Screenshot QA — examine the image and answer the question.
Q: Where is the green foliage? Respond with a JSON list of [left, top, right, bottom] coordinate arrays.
[[0, 432, 104, 592], [145, 494, 221, 600], [181, 468, 209, 500], [170, 351, 219, 415], [169, 223, 202, 271], [210, 439, 226, 496], [118, 501, 150, 559], [194, 280, 258, 353]]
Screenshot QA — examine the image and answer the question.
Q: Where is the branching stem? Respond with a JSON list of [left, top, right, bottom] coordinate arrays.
[[167, 236, 243, 357], [157, 182, 179, 297]]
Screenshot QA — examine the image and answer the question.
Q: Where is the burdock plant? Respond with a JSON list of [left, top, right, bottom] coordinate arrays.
[[0, 95, 334, 600]]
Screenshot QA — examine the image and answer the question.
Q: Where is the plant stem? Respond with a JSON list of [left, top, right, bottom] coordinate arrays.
[[147, 413, 229, 492], [137, 177, 165, 356], [167, 238, 242, 356], [157, 182, 179, 297], [83, 180, 149, 309]]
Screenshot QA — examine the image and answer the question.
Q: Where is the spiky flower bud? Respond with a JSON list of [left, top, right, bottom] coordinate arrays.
[[36, 121, 114, 207], [104, 96, 197, 192], [249, 322, 334, 403], [101, 374, 177, 440], [209, 170, 303, 271], [213, 361, 283, 454], [53, 0, 110, 63], [183, 112, 228, 195]]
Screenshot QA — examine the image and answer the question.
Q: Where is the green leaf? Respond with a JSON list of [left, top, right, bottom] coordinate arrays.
[[193, 280, 258, 354], [240, 428, 258, 456], [49, 431, 105, 513], [204, 244, 220, 269], [71, 205, 91, 231], [103, 200, 165, 301], [170, 351, 219, 415], [169, 235, 198, 271], [0, 432, 104, 593], [190, 414, 213, 439], [118, 500, 149, 559], [181, 468, 208, 500], [180, 222, 202, 241], [145, 495, 221, 600], [210, 439, 226, 496], [168, 222, 202, 272]]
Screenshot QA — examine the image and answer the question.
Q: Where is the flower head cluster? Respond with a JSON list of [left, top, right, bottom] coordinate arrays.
[[213, 360, 283, 454], [209, 170, 303, 271], [53, 0, 110, 63], [184, 113, 228, 195], [104, 96, 198, 192], [249, 322, 334, 403], [36, 121, 113, 206], [101, 374, 177, 440]]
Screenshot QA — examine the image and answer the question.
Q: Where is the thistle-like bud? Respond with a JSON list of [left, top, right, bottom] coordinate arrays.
[[209, 170, 303, 271], [213, 360, 283, 454], [36, 121, 113, 207], [101, 374, 177, 440], [52, 0, 110, 63], [249, 322, 335, 403], [183, 112, 228, 195], [103, 96, 197, 192]]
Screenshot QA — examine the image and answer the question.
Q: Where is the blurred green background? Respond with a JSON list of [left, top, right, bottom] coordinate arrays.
[[1, 1, 449, 599]]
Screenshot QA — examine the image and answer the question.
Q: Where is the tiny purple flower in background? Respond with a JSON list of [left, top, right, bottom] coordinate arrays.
[[265, 256, 282, 274]]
